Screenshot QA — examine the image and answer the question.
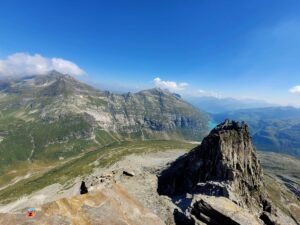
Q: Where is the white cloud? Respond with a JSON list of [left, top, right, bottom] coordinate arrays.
[[152, 77, 224, 98], [289, 85, 300, 94], [153, 77, 188, 91], [0, 53, 85, 77]]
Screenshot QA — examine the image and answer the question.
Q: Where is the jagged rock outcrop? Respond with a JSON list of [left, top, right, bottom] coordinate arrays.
[[158, 120, 265, 211], [158, 120, 297, 225]]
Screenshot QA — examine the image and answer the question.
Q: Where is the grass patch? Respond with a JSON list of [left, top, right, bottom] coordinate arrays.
[[0, 140, 195, 204]]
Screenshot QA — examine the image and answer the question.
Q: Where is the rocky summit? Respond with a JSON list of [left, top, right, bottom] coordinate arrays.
[[158, 120, 297, 225]]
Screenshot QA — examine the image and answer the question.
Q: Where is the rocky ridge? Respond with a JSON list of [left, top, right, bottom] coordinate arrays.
[[158, 120, 297, 225], [0, 71, 209, 175], [0, 71, 208, 137]]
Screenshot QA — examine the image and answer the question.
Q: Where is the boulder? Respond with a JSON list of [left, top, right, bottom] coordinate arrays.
[[123, 170, 135, 177], [189, 195, 263, 225], [80, 181, 88, 195]]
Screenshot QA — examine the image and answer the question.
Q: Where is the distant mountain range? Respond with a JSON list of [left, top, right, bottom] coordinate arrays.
[[0, 71, 209, 174], [1, 70, 300, 174], [188, 95, 300, 157], [188, 96, 276, 113], [212, 107, 300, 157]]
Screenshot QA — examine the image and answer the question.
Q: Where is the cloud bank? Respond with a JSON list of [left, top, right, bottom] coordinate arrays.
[[0, 53, 85, 77], [153, 77, 188, 91], [289, 85, 300, 94]]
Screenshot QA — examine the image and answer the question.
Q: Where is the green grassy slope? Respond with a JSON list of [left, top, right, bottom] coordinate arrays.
[[0, 72, 209, 189], [0, 140, 196, 204], [259, 151, 300, 222]]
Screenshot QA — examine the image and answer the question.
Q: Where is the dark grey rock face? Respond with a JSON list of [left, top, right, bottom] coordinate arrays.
[[158, 120, 265, 211], [157, 120, 298, 225], [189, 197, 260, 225]]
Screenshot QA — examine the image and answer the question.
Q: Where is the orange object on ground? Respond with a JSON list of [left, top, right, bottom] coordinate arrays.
[[26, 208, 36, 217]]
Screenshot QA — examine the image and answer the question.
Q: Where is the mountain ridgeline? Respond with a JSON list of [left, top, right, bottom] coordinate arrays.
[[212, 107, 300, 157], [0, 71, 209, 171], [188, 96, 275, 114]]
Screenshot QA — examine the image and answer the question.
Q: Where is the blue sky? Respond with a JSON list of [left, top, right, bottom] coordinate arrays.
[[0, 0, 300, 105]]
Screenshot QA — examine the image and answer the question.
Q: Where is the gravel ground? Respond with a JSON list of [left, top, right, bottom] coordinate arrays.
[[0, 149, 186, 225], [101, 150, 186, 224]]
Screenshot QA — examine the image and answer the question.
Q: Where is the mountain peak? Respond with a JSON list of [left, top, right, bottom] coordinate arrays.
[[158, 120, 264, 204], [47, 69, 66, 76], [137, 88, 172, 96], [27, 71, 96, 97], [42, 70, 77, 82], [157, 120, 291, 224], [213, 119, 248, 133], [137, 88, 184, 101]]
